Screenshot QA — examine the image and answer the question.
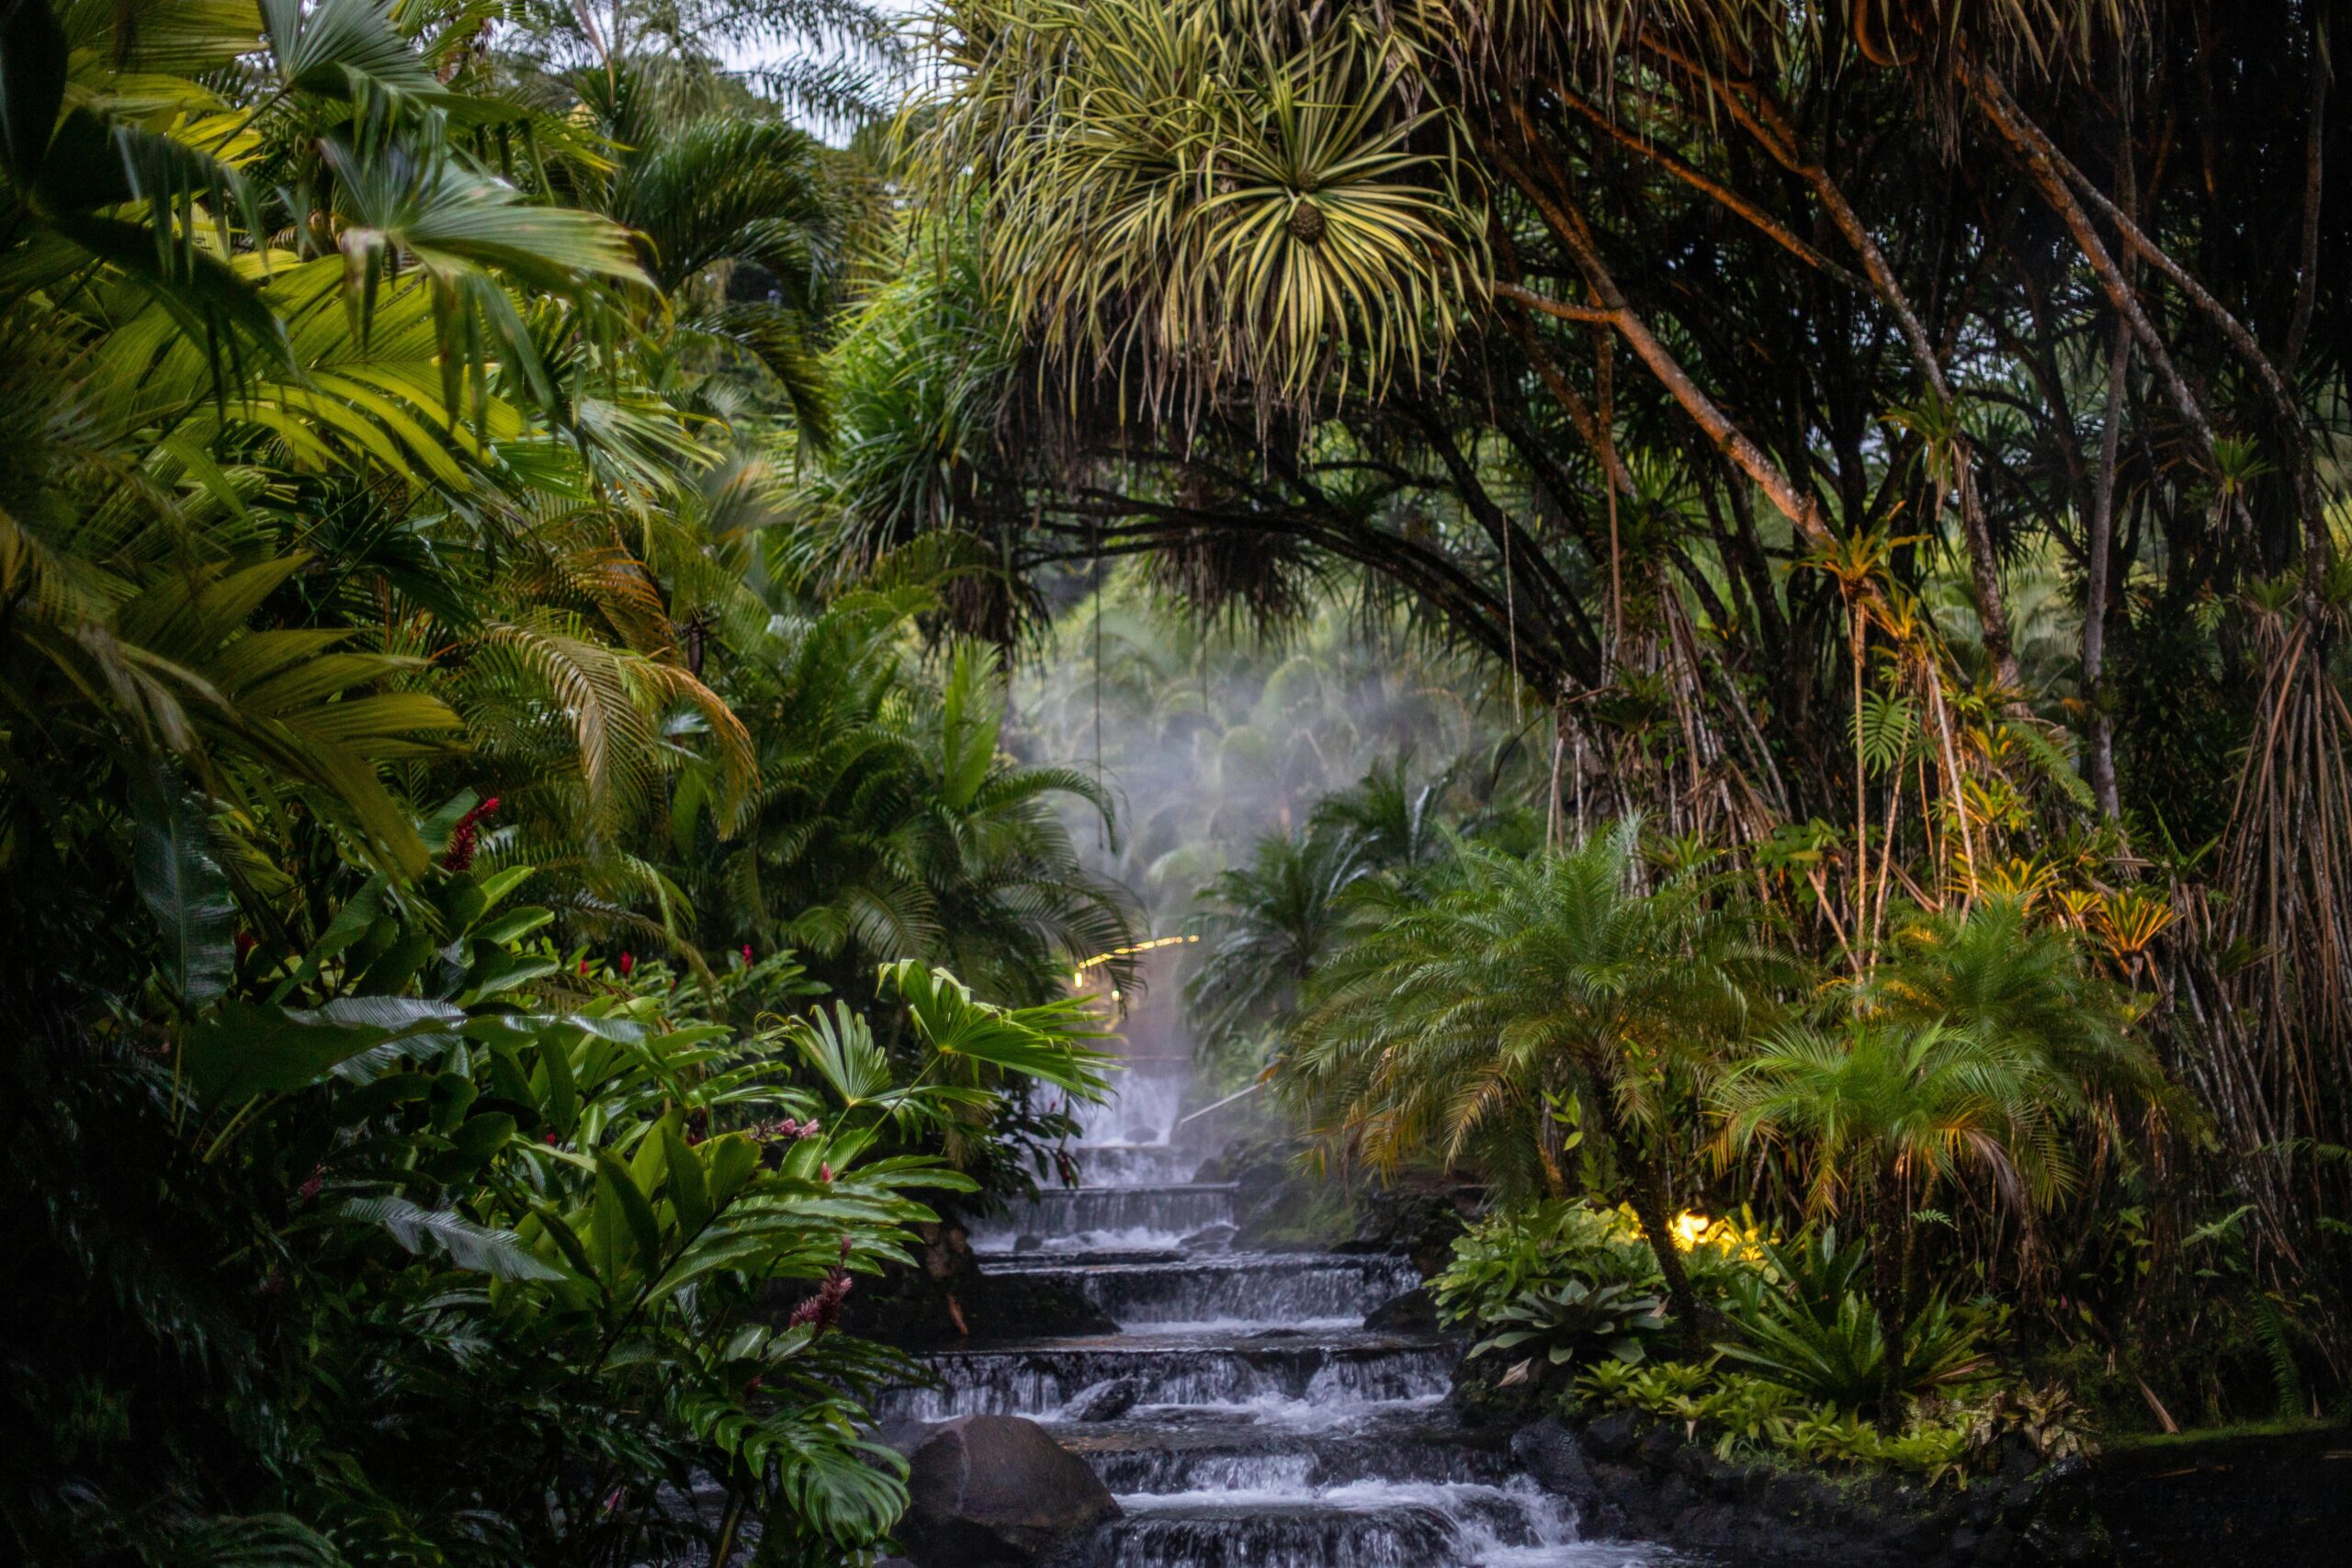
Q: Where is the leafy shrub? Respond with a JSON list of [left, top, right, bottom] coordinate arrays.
[[1788, 1406, 1888, 1468], [1578, 1356, 1979, 1481], [15, 856, 1109, 1566], [1436, 1200, 1766, 1324], [1578, 1356, 1716, 1415], [1693, 1372, 1806, 1459], [1432, 1200, 1667, 1328], [1948, 1382, 2100, 1464], [1881, 1423, 1973, 1487]]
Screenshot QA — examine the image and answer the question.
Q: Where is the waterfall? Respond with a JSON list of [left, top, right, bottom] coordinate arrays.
[[890, 1053, 1675, 1565]]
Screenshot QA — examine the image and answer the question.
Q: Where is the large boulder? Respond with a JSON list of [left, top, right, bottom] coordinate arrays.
[[898, 1415, 1122, 1567]]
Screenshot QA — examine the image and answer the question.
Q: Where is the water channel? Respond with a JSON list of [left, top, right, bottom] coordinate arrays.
[[879, 1059, 1676, 1567]]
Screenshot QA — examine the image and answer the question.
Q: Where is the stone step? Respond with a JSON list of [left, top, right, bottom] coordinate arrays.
[[1091, 1478, 1598, 1568], [990, 1249, 1422, 1329], [1055, 1409, 1516, 1495], [967, 1182, 1238, 1254], [1067, 1143, 1201, 1187], [870, 1329, 1453, 1425]]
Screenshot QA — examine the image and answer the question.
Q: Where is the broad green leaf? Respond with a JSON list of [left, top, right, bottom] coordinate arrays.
[[662, 1122, 711, 1233], [334, 1194, 561, 1280], [131, 773, 235, 1006], [182, 1001, 391, 1104], [596, 1152, 666, 1275]]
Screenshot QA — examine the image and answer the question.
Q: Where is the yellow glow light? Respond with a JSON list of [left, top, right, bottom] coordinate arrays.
[[1670, 1212, 1711, 1251], [1071, 934, 1200, 974]]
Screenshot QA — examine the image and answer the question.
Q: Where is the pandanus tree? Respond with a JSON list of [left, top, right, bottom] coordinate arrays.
[[1290, 825, 1779, 1352], [872, 0, 2352, 1363]]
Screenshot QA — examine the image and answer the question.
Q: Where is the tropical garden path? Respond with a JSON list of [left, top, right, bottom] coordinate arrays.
[[880, 1066, 1674, 1566]]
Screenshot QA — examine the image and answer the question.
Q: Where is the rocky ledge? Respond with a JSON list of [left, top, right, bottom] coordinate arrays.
[[1512, 1412, 2112, 1567]]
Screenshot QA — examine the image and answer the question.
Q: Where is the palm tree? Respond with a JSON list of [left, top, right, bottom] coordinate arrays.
[[697, 603, 1137, 1004], [1184, 825, 1374, 1058], [1711, 1017, 2071, 1408], [1310, 755, 1455, 876], [1869, 895, 2169, 1122], [570, 62, 863, 440], [1290, 824, 1774, 1351]]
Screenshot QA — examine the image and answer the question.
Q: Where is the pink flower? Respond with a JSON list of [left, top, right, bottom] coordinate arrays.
[[740, 943, 753, 964], [787, 1268, 854, 1337], [819, 1163, 832, 1183]]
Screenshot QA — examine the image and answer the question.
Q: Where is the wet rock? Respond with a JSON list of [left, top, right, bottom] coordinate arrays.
[[1637, 1420, 1683, 1470], [1178, 1221, 1237, 1252], [964, 1270, 1119, 1340], [1363, 1285, 1440, 1334], [1057, 1377, 1142, 1423], [823, 1229, 1118, 1347], [899, 1414, 1121, 1567], [1510, 1416, 1600, 1513], [1582, 1410, 1642, 1461], [1204, 1139, 1351, 1252], [1014, 1233, 1044, 1253], [1348, 1179, 1476, 1276]]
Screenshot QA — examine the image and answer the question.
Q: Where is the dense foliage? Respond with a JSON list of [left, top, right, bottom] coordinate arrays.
[[844, 0, 2352, 1386], [0, 4, 1135, 1562], [7, 0, 2352, 1555]]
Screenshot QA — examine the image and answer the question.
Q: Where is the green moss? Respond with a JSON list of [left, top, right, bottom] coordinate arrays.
[[2102, 1416, 2346, 1453]]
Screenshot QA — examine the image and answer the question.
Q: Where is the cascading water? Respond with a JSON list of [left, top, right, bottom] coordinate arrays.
[[900, 1058, 1674, 1566]]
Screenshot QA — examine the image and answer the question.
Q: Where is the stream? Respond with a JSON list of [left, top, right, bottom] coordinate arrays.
[[880, 1062, 1676, 1567]]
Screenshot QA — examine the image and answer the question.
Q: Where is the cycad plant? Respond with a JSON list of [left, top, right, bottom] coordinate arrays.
[[1290, 823, 1777, 1349], [1712, 1017, 2066, 1409]]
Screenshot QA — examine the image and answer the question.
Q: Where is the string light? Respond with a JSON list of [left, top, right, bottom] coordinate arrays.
[[1069, 933, 1200, 986]]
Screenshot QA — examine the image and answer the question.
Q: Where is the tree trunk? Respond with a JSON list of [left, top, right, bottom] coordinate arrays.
[[1584, 1082, 1707, 1359], [1873, 1164, 1912, 1426], [2085, 321, 2129, 820]]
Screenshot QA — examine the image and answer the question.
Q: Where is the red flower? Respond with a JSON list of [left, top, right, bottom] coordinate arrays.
[[740, 943, 753, 964], [442, 795, 502, 872], [543, 1132, 559, 1145], [619, 952, 634, 976], [819, 1163, 832, 1183], [578, 958, 589, 976]]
